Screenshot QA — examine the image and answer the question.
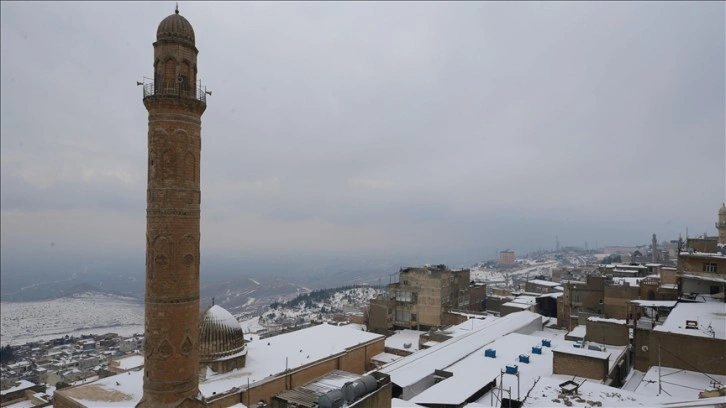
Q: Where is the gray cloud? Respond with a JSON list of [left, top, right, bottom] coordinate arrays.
[[1, 1, 724, 276]]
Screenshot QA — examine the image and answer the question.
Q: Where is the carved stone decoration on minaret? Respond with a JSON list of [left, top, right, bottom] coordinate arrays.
[[137, 7, 207, 408]]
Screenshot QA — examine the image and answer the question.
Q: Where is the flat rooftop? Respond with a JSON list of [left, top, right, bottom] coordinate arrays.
[[654, 302, 726, 340], [56, 323, 383, 406]]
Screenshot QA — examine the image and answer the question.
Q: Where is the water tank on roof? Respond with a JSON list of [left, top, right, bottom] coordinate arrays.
[[519, 354, 530, 364], [505, 364, 519, 375], [318, 389, 344, 408], [532, 346, 542, 355], [342, 375, 378, 403], [541, 339, 552, 347], [484, 348, 496, 358]]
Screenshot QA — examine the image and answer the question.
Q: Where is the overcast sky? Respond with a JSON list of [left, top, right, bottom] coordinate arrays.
[[1, 1, 724, 277]]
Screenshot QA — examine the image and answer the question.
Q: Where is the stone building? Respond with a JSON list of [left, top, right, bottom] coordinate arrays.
[[677, 204, 726, 301], [368, 265, 472, 333], [498, 250, 515, 266]]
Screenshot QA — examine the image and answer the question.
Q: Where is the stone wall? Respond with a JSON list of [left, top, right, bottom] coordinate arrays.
[[553, 351, 608, 381]]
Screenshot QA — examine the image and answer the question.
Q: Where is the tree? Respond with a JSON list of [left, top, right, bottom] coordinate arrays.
[[0, 344, 15, 364]]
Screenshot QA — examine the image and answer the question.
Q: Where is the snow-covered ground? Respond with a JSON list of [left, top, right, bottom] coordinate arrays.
[[0, 292, 143, 346]]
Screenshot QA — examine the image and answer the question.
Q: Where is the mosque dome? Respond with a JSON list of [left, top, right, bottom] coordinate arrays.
[[199, 305, 246, 363], [156, 9, 195, 46]]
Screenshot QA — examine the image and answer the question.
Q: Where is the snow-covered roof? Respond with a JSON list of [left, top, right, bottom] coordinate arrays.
[[528, 279, 561, 287], [630, 300, 678, 308], [634, 366, 726, 400], [114, 354, 144, 370], [654, 302, 726, 340], [0, 380, 36, 396], [553, 345, 611, 360], [58, 323, 384, 405], [199, 323, 382, 396], [410, 330, 563, 406], [371, 352, 401, 364], [587, 317, 626, 325], [441, 316, 498, 338], [204, 305, 241, 330], [520, 374, 668, 407], [56, 370, 142, 407], [567, 325, 586, 340], [501, 301, 531, 310], [380, 312, 542, 394], [385, 330, 424, 353]]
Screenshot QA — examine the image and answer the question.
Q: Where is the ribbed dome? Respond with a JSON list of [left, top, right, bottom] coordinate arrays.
[[156, 10, 195, 46], [199, 305, 246, 361]]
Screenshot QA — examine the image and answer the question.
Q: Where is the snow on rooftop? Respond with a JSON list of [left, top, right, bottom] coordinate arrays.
[[59, 323, 383, 405], [442, 316, 498, 338], [114, 355, 144, 370], [630, 300, 678, 308], [552, 344, 611, 360], [386, 330, 424, 353], [0, 380, 36, 396], [587, 317, 626, 325], [501, 301, 531, 309], [412, 331, 566, 406], [654, 302, 726, 340], [521, 375, 668, 407], [204, 305, 241, 330], [567, 325, 586, 340], [634, 366, 726, 400], [380, 312, 542, 398], [58, 369, 142, 407], [528, 279, 561, 287], [199, 323, 382, 397], [371, 352, 401, 364]]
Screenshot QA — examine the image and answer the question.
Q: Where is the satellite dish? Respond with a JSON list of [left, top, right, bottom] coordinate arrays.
[[641, 345, 649, 352]]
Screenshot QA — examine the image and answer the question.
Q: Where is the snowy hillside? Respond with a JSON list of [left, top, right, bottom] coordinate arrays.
[[0, 292, 144, 346], [239, 285, 381, 335]]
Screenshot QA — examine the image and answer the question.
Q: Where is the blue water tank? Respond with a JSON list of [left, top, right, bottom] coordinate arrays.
[[519, 354, 530, 364], [505, 364, 518, 375], [484, 348, 496, 358], [541, 339, 552, 347], [532, 346, 542, 355]]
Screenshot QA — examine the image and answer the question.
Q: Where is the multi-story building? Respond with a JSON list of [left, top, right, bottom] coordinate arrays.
[[368, 265, 473, 332], [677, 204, 726, 301], [498, 250, 515, 266]]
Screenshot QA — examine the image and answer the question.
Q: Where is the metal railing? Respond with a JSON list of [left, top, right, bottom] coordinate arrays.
[[142, 78, 207, 103]]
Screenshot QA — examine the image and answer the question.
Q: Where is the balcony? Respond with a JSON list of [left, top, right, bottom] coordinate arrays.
[[142, 78, 207, 104]]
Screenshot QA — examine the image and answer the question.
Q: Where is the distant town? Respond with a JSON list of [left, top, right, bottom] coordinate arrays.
[[2, 204, 724, 407]]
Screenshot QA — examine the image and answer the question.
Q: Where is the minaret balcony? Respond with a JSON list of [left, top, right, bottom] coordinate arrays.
[[143, 80, 207, 104]]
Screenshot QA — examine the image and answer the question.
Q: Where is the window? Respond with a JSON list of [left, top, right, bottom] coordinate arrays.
[[703, 263, 718, 273]]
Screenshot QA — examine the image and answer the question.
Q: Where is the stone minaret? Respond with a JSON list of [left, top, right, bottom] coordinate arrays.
[[718, 203, 726, 245], [138, 7, 207, 408]]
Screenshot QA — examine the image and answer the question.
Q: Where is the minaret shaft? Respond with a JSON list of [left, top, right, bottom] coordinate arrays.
[[138, 10, 206, 408]]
